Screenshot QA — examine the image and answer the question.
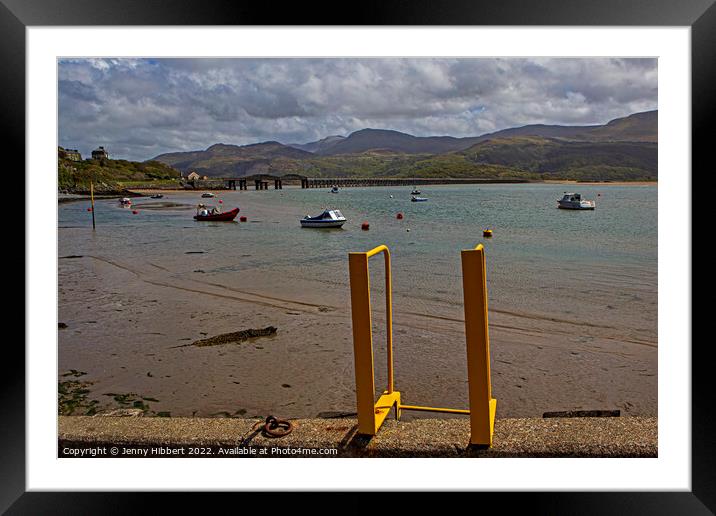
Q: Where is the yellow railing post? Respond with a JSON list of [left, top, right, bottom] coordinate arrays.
[[461, 244, 497, 446], [348, 245, 400, 436], [348, 252, 377, 435]]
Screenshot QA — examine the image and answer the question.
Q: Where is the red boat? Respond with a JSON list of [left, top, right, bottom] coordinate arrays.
[[194, 206, 240, 221]]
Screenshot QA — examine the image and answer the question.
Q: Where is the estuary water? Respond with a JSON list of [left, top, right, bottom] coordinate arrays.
[[58, 183, 657, 418]]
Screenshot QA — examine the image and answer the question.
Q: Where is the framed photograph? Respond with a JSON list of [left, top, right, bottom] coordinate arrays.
[[10, 0, 709, 510]]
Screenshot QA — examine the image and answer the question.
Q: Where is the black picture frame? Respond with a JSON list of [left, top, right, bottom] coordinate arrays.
[[8, 0, 709, 511]]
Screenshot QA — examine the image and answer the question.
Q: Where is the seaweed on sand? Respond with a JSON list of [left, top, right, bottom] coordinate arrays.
[[173, 326, 278, 348], [58, 371, 100, 415]]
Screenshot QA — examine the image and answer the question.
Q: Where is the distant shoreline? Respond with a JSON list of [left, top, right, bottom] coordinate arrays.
[[126, 180, 657, 195], [542, 180, 657, 186], [58, 179, 658, 202]]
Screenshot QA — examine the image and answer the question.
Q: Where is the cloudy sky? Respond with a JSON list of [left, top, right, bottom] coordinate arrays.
[[58, 58, 657, 161]]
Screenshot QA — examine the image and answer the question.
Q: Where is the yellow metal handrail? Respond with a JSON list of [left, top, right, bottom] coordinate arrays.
[[348, 245, 400, 435], [364, 245, 393, 393], [348, 243, 496, 446]]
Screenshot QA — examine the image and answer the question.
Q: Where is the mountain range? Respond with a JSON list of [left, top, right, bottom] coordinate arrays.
[[151, 110, 657, 181]]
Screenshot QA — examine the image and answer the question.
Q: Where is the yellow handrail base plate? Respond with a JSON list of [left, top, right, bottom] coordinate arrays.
[[358, 391, 401, 436], [470, 398, 497, 447]]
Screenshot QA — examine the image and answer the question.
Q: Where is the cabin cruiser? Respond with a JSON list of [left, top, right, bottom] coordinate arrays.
[[300, 209, 347, 228], [557, 192, 595, 210], [411, 196, 428, 202]]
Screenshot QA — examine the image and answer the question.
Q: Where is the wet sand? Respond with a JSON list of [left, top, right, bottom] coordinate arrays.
[[58, 190, 657, 420]]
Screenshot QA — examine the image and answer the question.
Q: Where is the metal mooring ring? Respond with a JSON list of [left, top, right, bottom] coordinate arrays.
[[263, 415, 293, 438]]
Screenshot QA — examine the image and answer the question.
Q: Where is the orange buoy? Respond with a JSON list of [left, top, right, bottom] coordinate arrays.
[[361, 221, 370, 230], [396, 212, 403, 219], [239, 216, 247, 222]]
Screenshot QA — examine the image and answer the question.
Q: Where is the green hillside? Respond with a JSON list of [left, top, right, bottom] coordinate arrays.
[[58, 153, 181, 193], [457, 137, 657, 180], [268, 138, 657, 181]]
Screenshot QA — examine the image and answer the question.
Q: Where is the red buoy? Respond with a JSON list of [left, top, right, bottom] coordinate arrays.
[[361, 221, 370, 230], [219, 200, 223, 204], [132, 210, 139, 214], [87, 207, 92, 212], [396, 212, 403, 220], [240, 216, 247, 222]]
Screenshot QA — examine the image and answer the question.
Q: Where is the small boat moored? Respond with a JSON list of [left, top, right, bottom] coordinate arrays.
[[194, 204, 240, 221], [411, 187, 421, 195], [330, 186, 339, 193], [150, 194, 164, 199], [411, 196, 428, 202], [300, 209, 347, 228], [557, 192, 596, 210], [483, 229, 493, 237], [201, 192, 215, 198], [119, 197, 132, 207]]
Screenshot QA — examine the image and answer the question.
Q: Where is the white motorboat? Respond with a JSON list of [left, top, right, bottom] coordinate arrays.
[[330, 186, 339, 193], [410, 187, 421, 195], [201, 192, 215, 198], [411, 196, 428, 202], [557, 192, 595, 210], [300, 209, 347, 228], [119, 197, 132, 207]]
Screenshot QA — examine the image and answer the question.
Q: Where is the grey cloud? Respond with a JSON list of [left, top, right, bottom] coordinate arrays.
[[58, 57, 657, 161]]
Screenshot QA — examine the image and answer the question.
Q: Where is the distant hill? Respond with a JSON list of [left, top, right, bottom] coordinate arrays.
[[288, 135, 345, 154], [288, 110, 656, 156], [582, 110, 657, 142], [149, 110, 657, 180], [313, 128, 475, 155], [153, 141, 313, 177], [454, 110, 657, 146]]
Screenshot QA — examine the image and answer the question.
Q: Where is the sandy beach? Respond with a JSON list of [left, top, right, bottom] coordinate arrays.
[[58, 185, 657, 420]]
